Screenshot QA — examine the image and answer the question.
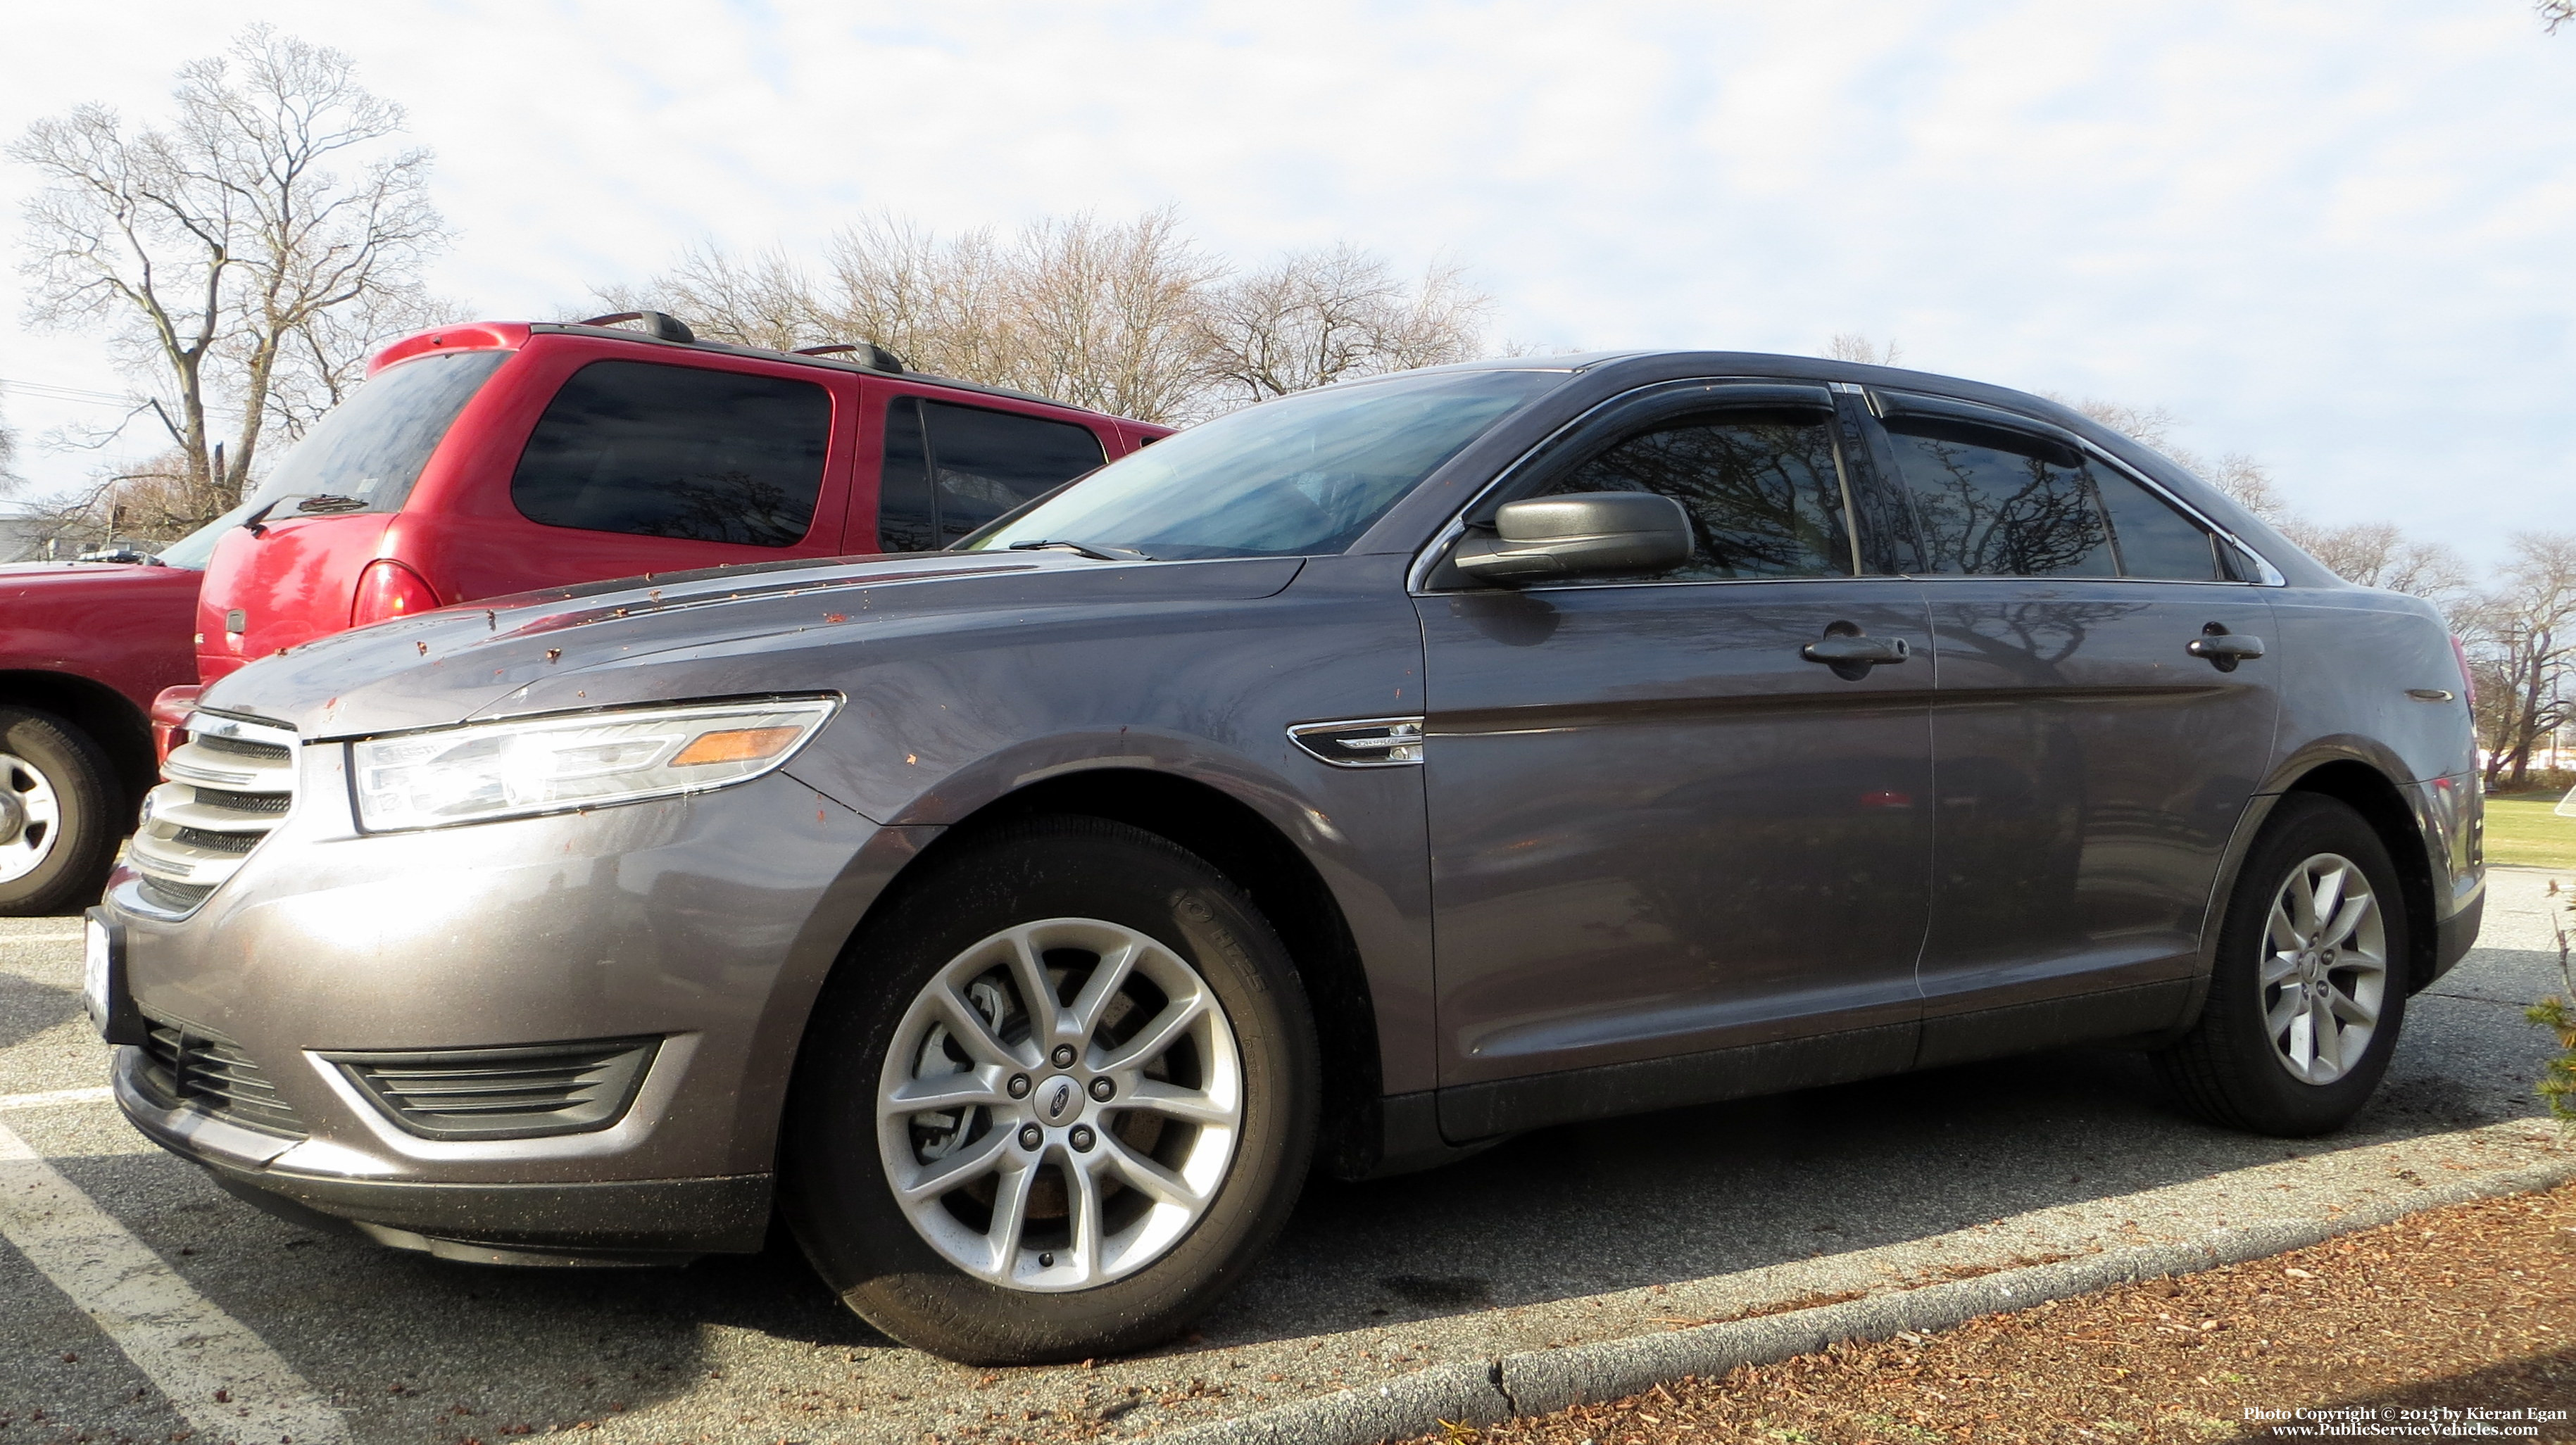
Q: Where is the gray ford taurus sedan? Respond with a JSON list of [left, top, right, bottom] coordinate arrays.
[[89, 351, 2484, 1363]]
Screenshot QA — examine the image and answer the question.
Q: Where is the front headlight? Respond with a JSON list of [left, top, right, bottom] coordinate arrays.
[[350, 696, 838, 831]]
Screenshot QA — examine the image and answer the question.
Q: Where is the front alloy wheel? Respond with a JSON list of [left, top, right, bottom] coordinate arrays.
[[785, 816, 1317, 1365], [877, 918, 1243, 1292]]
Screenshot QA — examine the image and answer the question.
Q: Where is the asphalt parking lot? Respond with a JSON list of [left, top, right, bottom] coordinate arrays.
[[1, 869, 2567, 1444]]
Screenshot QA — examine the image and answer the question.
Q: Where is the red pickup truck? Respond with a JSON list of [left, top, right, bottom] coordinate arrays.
[[0, 520, 232, 914], [6, 313, 1165, 914]]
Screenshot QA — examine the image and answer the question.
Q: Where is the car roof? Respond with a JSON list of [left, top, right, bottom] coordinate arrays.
[[520, 322, 1097, 414]]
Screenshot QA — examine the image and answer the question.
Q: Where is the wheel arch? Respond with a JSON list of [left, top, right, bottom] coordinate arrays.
[[0, 669, 151, 816], [2275, 757, 2443, 994], [862, 766, 1390, 1180]]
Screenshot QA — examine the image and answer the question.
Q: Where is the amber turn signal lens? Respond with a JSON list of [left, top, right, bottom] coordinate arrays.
[[669, 726, 805, 768]]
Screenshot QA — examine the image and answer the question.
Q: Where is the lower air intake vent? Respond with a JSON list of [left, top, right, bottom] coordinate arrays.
[[139, 1016, 306, 1138], [325, 1037, 661, 1140]]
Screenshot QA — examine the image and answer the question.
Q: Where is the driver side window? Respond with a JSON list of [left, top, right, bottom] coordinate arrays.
[[1542, 408, 1855, 580]]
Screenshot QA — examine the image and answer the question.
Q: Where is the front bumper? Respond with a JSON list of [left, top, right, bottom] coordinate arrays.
[[102, 752, 905, 1258], [120, 1046, 769, 1262]]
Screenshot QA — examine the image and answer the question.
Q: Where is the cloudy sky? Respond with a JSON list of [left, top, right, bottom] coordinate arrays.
[[2, 1, 2570, 561]]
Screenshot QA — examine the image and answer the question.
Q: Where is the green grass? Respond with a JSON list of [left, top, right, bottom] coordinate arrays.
[[2485, 792, 2576, 869]]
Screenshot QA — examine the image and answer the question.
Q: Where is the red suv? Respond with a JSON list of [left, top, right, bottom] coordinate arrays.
[[190, 314, 1169, 683]]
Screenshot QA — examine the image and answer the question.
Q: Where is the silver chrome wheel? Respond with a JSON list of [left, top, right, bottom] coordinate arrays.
[[0, 752, 63, 885], [876, 917, 1243, 1293], [2259, 851, 2389, 1085]]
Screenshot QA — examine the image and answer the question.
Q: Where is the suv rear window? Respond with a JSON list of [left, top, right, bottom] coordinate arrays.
[[511, 361, 832, 547], [246, 350, 508, 514], [877, 399, 1107, 550]]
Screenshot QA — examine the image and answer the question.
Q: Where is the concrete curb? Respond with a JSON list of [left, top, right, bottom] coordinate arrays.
[[1155, 1151, 2576, 1444]]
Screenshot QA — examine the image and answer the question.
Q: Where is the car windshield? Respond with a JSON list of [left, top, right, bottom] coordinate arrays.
[[244, 348, 511, 515], [957, 368, 1566, 560], [149, 501, 260, 569]]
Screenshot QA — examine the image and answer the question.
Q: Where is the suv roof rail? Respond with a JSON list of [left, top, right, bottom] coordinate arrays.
[[578, 311, 696, 343], [792, 342, 907, 374]]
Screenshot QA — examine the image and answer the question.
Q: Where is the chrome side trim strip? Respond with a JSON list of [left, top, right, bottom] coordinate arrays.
[[1288, 717, 1426, 768]]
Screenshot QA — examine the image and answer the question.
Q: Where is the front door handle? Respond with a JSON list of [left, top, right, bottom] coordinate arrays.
[[1802, 629, 1911, 681], [2186, 625, 2266, 671]]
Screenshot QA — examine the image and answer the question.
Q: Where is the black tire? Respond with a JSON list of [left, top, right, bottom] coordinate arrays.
[[0, 706, 123, 917], [781, 815, 1319, 1364], [2155, 794, 2411, 1136]]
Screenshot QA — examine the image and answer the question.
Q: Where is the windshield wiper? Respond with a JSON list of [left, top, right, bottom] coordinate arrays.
[[293, 494, 369, 514], [1007, 539, 1155, 562]]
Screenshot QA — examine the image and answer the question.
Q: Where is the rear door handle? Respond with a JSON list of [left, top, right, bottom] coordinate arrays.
[[1801, 631, 1911, 680], [2186, 629, 2266, 671]]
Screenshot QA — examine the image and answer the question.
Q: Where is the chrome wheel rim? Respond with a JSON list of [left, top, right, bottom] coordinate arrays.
[[876, 918, 1243, 1293], [2259, 852, 2388, 1085], [0, 752, 63, 885]]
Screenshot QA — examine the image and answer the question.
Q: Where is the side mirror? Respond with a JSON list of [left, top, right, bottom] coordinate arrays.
[[1452, 492, 1692, 585]]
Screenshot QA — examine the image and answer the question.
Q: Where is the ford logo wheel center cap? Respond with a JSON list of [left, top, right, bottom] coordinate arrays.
[[1043, 1078, 1078, 1123]]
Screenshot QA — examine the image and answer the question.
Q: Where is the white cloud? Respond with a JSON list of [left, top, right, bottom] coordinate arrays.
[[2, 0, 2570, 558]]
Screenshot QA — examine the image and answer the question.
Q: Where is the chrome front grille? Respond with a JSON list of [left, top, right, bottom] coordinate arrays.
[[127, 713, 296, 917], [137, 1014, 306, 1137]]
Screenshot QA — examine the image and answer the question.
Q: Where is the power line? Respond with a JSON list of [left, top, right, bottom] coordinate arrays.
[[0, 377, 146, 408]]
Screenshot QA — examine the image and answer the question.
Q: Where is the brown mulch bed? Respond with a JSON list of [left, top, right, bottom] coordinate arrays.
[[1418, 1178, 2576, 1444]]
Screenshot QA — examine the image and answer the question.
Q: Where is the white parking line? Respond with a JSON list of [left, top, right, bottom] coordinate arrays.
[[0, 1118, 348, 1443], [0, 1086, 115, 1111]]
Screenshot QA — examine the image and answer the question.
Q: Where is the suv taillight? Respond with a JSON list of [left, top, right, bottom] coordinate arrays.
[[352, 559, 439, 626], [2450, 635, 2477, 710]]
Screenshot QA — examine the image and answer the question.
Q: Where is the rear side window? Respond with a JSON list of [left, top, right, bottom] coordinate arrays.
[[876, 398, 1107, 550], [1541, 408, 1852, 580], [1886, 420, 2116, 578], [247, 350, 508, 514], [2094, 467, 2221, 581], [511, 362, 831, 547]]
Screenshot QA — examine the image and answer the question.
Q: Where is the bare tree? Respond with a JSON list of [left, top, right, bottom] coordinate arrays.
[[2462, 531, 2576, 788], [1196, 245, 1490, 411], [2544, 1, 2575, 32], [610, 212, 1488, 424], [1823, 333, 1902, 366], [597, 241, 824, 354], [11, 26, 449, 522], [2059, 396, 2295, 526], [998, 210, 1226, 422], [2290, 521, 2468, 603]]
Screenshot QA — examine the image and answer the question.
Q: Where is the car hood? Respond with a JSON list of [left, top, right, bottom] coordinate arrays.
[[0, 560, 197, 590], [194, 550, 1306, 738]]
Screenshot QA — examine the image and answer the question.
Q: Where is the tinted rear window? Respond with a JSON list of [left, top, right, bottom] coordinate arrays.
[[511, 361, 832, 547], [246, 350, 508, 514], [2094, 466, 2220, 580], [1887, 419, 2116, 578], [876, 398, 1107, 550]]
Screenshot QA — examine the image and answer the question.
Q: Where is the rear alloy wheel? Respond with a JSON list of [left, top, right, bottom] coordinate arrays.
[[2156, 793, 2410, 1136], [2256, 852, 2390, 1087], [784, 816, 1317, 1364], [0, 707, 121, 917]]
